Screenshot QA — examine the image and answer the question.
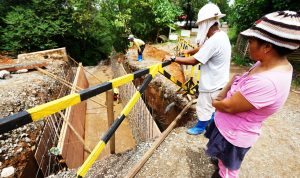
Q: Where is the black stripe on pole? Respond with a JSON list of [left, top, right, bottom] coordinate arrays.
[[0, 111, 32, 134], [176, 81, 183, 87], [133, 68, 150, 79], [79, 82, 112, 101], [162, 60, 171, 67], [102, 114, 125, 143], [139, 74, 153, 93], [102, 73, 153, 143], [163, 70, 171, 79]]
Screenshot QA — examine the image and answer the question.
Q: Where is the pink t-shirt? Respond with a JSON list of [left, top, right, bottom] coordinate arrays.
[[215, 61, 293, 148]]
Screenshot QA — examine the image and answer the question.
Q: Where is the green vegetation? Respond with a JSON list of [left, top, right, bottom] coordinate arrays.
[[0, 0, 299, 65], [228, 0, 300, 67], [228, 0, 300, 39], [227, 26, 237, 44], [231, 50, 251, 67], [0, 0, 184, 65]]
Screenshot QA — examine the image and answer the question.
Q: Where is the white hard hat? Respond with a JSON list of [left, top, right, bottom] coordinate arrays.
[[128, 34, 134, 40], [196, 3, 225, 25]]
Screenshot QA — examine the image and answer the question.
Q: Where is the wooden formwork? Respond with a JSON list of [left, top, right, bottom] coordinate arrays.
[[57, 63, 89, 168]]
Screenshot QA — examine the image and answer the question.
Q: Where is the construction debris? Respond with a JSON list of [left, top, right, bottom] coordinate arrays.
[[0, 61, 47, 72]]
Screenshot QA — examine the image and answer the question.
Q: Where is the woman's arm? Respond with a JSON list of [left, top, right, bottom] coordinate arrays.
[[212, 92, 255, 113], [212, 74, 255, 113]]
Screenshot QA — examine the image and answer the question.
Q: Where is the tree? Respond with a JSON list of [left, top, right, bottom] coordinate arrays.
[[1, 0, 71, 54], [64, 0, 114, 65], [97, 0, 182, 51], [172, 0, 208, 22], [229, 0, 300, 37], [1, 0, 183, 64], [210, 0, 230, 21]]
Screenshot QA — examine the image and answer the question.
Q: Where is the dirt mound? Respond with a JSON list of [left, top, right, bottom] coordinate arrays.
[[0, 55, 14, 65], [128, 44, 186, 84]]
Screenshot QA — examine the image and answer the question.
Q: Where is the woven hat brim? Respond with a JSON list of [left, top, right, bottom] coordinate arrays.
[[241, 28, 300, 50]]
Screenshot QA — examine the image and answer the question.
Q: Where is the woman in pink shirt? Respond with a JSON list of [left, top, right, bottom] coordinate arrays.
[[205, 11, 300, 178]]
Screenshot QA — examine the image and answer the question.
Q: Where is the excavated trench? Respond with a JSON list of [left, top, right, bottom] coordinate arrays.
[[47, 44, 208, 178], [121, 45, 197, 131], [1, 45, 198, 177], [0, 45, 186, 177]]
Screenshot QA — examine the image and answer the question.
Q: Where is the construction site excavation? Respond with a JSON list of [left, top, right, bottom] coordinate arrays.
[[0, 38, 300, 178]]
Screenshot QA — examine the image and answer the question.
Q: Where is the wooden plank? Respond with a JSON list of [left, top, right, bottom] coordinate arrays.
[[57, 63, 89, 168], [0, 61, 47, 72], [18, 47, 68, 61], [106, 90, 115, 154]]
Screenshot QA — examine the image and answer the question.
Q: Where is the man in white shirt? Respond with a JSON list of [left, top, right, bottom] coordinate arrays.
[[165, 3, 231, 135]]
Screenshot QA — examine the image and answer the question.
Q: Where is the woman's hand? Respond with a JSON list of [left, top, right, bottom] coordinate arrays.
[[213, 74, 241, 101], [229, 74, 241, 86]]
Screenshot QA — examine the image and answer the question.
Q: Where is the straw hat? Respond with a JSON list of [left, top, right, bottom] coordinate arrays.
[[241, 11, 300, 50]]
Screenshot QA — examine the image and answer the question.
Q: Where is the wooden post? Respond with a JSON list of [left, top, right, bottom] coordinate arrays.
[[106, 90, 115, 154]]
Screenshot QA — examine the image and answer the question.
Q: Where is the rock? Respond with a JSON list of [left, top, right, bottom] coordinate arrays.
[[24, 137, 31, 143], [15, 69, 28, 74], [1, 166, 15, 178], [17, 148, 23, 153], [31, 146, 36, 151], [0, 70, 11, 79], [20, 133, 28, 138]]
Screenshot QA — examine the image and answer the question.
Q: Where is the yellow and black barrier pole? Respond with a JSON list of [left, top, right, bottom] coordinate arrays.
[[76, 64, 160, 178], [158, 67, 194, 95], [0, 61, 171, 134], [190, 64, 201, 94]]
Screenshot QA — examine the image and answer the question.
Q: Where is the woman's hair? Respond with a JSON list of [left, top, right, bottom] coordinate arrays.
[[254, 37, 294, 57]]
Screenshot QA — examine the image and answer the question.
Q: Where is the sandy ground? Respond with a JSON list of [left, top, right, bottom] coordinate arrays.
[[84, 64, 136, 160], [240, 91, 300, 178]]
